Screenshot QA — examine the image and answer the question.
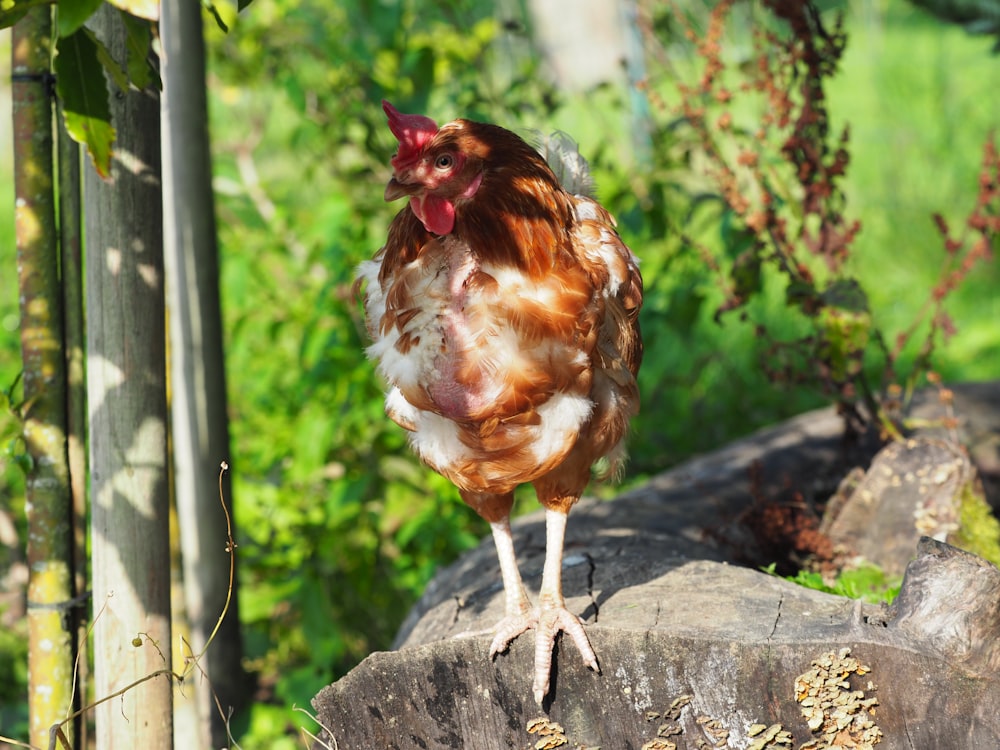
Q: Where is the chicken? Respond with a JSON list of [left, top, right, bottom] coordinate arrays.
[[357, 100, 643, 704]]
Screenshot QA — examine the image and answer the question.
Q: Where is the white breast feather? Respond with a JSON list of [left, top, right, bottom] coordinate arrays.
[[408, 410, 471, 471], [529, 393, 594, 465]]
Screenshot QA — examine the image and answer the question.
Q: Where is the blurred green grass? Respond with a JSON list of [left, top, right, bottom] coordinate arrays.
[[828, 0, 1000, 377], [1, 30, 15, 350], [1, 28, 22, 501]]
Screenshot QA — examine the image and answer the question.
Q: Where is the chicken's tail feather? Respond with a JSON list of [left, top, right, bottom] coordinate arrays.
[[531, 130, 595, 198]]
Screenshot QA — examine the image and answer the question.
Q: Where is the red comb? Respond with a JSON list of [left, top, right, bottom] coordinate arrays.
[[383, 100, 438, 167]]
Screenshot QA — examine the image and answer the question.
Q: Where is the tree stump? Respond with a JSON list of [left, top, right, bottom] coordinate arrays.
[[312, 383, 1000, 749]]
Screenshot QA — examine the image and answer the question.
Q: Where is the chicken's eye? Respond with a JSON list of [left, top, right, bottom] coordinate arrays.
[[434, 154, 455, 170]]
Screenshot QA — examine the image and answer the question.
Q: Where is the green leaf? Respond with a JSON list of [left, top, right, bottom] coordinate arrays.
[[91, 26, 129, 91], [668, 285, 706, 331], [120, 11, 158, 90], [819, 306, 870, 380], [403, 46, 435, 98], [55, 28, 116, 179], [56, 0, 104, 37], [8, 438, 33, 476], [785, 279, 819, 315], [762, 562, 900, 604]]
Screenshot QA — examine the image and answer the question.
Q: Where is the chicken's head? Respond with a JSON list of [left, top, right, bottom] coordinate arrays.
[[382, 100, 484, 236]]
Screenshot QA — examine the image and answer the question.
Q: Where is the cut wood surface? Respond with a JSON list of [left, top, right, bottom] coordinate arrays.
[[312, 383, 1000, 749]]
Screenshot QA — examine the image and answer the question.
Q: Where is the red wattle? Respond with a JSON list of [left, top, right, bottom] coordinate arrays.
[[410, 194, 455, 235]]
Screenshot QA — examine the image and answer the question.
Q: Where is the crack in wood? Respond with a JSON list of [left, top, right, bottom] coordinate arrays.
[[767, 594, 783, 641]]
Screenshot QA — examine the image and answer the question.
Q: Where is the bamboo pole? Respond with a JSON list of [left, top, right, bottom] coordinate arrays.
[[12, 7, 77, 749]]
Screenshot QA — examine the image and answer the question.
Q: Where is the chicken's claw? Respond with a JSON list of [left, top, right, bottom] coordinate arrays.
[[489, 611, 537, 660], [489, 605, 599, 704], [531, 605, 599, 705]]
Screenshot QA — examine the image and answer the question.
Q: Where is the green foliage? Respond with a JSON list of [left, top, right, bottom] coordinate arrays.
[[828, 0, 1000, 379], [0, 0, 36, 29], [0, 349, 27, 743], [56, 0, 104, 37], [762, 562, 902, 604], [1, 376, 30, 480], [0, 614, 29, 739], [654, 1, 995, 439], [578, 3, 950, 470]]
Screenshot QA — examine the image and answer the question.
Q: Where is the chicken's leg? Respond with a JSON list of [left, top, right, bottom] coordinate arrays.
[[531, 506, 598, 703], [487, 507, 598, 704], [487, 516, 535, 655]]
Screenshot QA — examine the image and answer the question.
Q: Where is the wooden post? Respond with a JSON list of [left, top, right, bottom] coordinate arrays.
[[160, 0, 249, 743], [84, 6, 173, 748]]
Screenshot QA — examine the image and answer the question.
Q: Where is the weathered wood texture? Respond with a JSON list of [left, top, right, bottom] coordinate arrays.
[[822, 437, 987, 576], [85, 6, 173, 747], [313, 383, 1000, 749], [314, 541, 1000, 749]]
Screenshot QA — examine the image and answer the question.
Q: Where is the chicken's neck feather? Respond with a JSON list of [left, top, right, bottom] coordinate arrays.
[[454, 165, 576, 279]]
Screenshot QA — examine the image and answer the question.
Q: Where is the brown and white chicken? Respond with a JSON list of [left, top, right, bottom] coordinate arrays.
[[357, 100, 643, 704]]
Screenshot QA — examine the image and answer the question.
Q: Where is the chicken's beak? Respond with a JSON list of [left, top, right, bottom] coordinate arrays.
[[384, 176, 420, 202]]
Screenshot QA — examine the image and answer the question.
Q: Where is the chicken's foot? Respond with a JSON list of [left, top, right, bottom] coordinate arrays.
[[488, 509, 598, 705]]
